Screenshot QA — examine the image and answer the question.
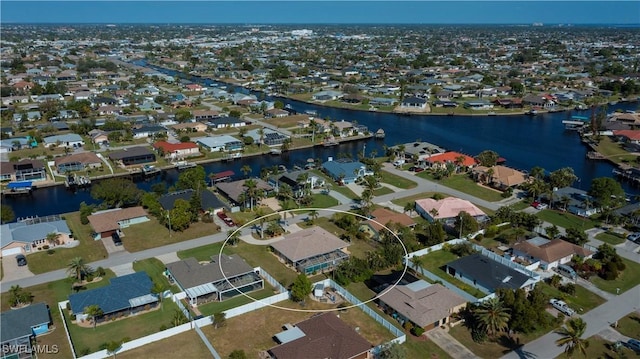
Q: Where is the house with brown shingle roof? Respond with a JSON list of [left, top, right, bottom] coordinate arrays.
[[271, 227, 350, 275], [87, 207, 149, 240], [378, 280, 466, 330], [511, 237, 593, 271], [268, 313, 373, 359], [215, 178, 273, 206], [361, 208, 415, 240], [472, 165, 527, 191], [54, 152, 103, 173]]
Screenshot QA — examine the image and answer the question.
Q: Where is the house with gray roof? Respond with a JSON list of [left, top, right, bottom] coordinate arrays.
[[159, 189, 227, 214], [68, 272, 158, 321], [445, 252, 539, 294], [271, 227, 350, 275], [42, 134, 84, 148], [321, 159, 371, 184], [108, 146, 156, 166], [216, 178, 274, 206], [1, 303, 52, 359], [196, 135, 244, 152], [378, 281, 467, 330], [166, 254, 263, 306], [1, 219, 73, 257]]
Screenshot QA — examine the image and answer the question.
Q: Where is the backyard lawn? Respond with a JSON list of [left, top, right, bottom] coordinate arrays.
[[417, 172, 505, 202], [379, 170, 417, 189], [27, 212, 108, 274], [595, 231, 626, 245], [535, 210, 598, 230], [117, 330, 212, 359], [555, 336, 637, 359], [196, 287, 277, 316], [201, 299, 396, 358], [590, 258, 640, 294], [63, 300, 182, 356], [122, 216, 219, 252]]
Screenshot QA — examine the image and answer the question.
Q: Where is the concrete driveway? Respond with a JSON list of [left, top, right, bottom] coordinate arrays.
[[2, 254, 35, 282], [426, 327, 479, 359], [101, 237, 126, 255]]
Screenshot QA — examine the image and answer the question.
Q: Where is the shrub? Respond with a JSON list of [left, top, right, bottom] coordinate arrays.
[[42, 245, 50, 250], [96, 267, 106, 277], [411, 326, 425, 336], [70, 314, 76, 321], [47, 249, 55, 255], [403, 321, 413, 332], [159, 324, 167, 331], [559, 283, 576, 296], [484, 225, 499, 238]]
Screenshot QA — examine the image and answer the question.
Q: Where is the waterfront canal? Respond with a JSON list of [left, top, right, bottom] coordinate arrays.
[[4, 61, 639, 218]]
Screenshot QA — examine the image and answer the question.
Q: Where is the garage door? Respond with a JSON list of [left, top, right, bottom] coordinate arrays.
[[2, 247, 23, 257]]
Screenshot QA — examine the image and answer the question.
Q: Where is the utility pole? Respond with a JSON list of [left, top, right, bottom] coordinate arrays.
[[459, 213, 464, 239], [166, 210, 172, 238]]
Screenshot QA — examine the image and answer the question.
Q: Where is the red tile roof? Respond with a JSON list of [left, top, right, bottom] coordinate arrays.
[[153, 141, 199, 152], [613, 130, 640, 141], [426, 151, 477, 167]]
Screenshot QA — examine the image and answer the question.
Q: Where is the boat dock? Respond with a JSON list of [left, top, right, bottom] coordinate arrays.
[[175, 161, 197, 170], [2, 181, 34, 196], [563, 116, 590, 130]]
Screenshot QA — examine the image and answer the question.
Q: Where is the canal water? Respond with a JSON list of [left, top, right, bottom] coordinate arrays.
[[4, 60, 639, 218]]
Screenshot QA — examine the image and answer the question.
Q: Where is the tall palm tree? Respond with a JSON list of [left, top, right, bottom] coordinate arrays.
[[241, 165, 252, 179], [308, 210, 319, 224], [473, 297, 511, 338], [243, 178, 257, 210], [555, 318, 589, 358], [84, 305, 103, 329], [404, 202, 415, 216], [67, 257, 91, 282], [410, 256, 424, 275]]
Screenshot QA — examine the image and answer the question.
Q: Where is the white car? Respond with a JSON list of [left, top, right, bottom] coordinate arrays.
[[627, 232, 640, 243], [550, 299, 575, 316]]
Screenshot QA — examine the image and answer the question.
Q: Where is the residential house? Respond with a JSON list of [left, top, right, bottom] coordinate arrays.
[[192, 110, 219, 121], [522, 94, 556, 109], [268, 170, 324, 198], [196, 135, 244, 152], [415, 197, 487, 224], [425, 151, 476, 171], [512, 237, 594, 271], [321, 159, 371, 184], [88, 129, 109, 144], [158, 189, 227, 214], [463, 100, 494, 110], [134, 86, 160, 96], [445, 252, 539, 294], [206, 117, 247, 129], [0, 159, 47, 182], [132, 125, 167, 139], [108, 146, 156, 166], [271, 227, 350, 275], [268, 313, 373, 359], [493, 98, 523, 109], [1, 219, 73, 256], [312, 90, 344, 101], [87, 207, 149, 240], [185, 83, 203, 92], [216, 178, 273, 206], [472, 165, 527, 191], [360, 208, 416, 240], [246, 128, 289, 146], [42, 134, 85, 149], [68, 272, 158, 322], [54, 152, 103, 173], [400, 96, 428, 109], [171, 122, 208, 133], [378, 281, 466, 330], [166, 254, 263, 306], [153, 141, 200, 160], [369, 97, 397, 106], [396, 141, 446, 163], [546, 187, 599, 217], [265, 108, 290, 118], [0, 303, 52, 359]]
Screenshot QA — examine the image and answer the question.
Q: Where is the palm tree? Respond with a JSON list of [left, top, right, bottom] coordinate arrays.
[[241, 165, 252, 178], [255, 207, 267, 239], [172, 309, 188, 327], [404, 202, 415, 216], [473, 297, 511, 339], [555, 318, 589, 358], [257, 128, 265, 148], [227, 229, 241, 246], [308, 210, 319, 224], [243, 178, 257, 210], [84, 305, 103, 329], [46, 232, 61, 246], [67, 257, 91, 282], [429, 208, 439, 221], [410, 256, 424, 276]]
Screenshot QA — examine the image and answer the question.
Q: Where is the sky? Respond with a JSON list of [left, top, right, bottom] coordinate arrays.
[[1, 1, 639, 25]]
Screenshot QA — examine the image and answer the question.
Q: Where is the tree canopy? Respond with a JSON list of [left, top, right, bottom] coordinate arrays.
[[290, 273, 312, 302], [588, 177, 625, 208], [91, 178, 141, 208], [476, 150, 500, 167], [176, 166, 207, 191]]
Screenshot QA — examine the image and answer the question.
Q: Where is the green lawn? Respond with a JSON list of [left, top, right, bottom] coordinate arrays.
[[227, 207, 275, 227], [510, 200, 532, 211], [537, 282, 605, 313], [310, 192, 339, 208], [555, 336, 637, 359], [391, 191, 441, 209], [178, 242, 229, 261], [417, 172, 505, 202], [616, 313, 640, 339], [373, 186, 394, 196], [27, 212, 109, 274], [132, 258, 179, 292], [64, 300, 182, 356], [595, 231, 626, 245], [403, 335, 453, 359], [535, 210, 598, 230], [590, 258, 640, 294], [196, 287, 277, 316], [379, 170, 417, 189], [122, 216, 220, 252], [418, 250, 486, 298]]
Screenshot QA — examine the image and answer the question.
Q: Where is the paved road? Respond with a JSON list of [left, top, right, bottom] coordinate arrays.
[[502, 284, 640, 359]]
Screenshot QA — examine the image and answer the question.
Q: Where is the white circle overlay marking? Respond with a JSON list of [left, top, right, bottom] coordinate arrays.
[[218, 207, 409, 313]]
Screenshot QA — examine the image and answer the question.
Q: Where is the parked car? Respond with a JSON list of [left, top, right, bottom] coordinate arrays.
[[15, 254, 27, 267], [531, 201, 548, 210], [111, 232, 122, 246], [626, 339, 640, 353], [627, 232, 640, 243], [550, 298, 575, 316], [217, 211, 235, 227]]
